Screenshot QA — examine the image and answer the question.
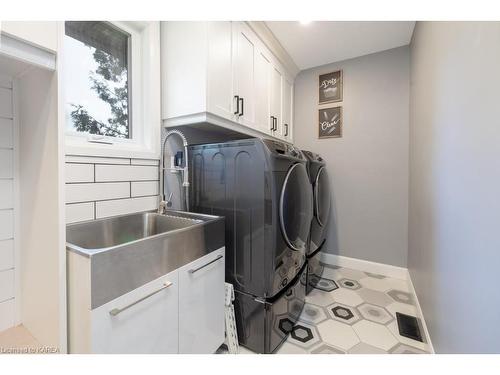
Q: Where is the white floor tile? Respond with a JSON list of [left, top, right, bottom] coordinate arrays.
[[316, 319, 360, 350], [352, 320, 398, 351]]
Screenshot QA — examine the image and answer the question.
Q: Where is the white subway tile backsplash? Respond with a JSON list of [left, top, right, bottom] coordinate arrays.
[[0, 180, 13, 209], [131, 158, 159, 166], [0, 240, 14, 271], [96, 196, 158, 219], [0, 118, 13, 148], [65, 163, 94, 183], [131, 181, 159, 197], [66, 202, 95, 224], [0, 269, 14, 302], [65, 155, 130, 165], [0, 149, 13, 179], [0, 87, 13, 119], [0, 210, 13, 240], [65, 157, 160, 224], [0, 298, 14, 332], [66, 182, 130, 204], [95, 165, 158, 182]]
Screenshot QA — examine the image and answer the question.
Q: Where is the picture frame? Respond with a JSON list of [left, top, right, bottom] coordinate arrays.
[[318, 70, 343, 104], [318, 106, 342, 139]]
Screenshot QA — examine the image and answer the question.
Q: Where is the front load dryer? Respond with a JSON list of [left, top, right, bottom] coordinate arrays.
[[302, 150, 331, 294]]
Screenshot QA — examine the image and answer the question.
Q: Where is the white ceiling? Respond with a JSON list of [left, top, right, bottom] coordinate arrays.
[[265, 21, 416, 71]]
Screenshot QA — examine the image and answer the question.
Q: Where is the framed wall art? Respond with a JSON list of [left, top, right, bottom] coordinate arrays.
[[318, 106, 342, 139], [318, 70, 343, 104]]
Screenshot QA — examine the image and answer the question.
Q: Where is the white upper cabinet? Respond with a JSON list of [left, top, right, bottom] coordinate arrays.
[[254, 50, 272, 134], [282, 77, 294, 142], [161, 21, 296, 142], [270, 65, 283, 139], [232, 22, 257, 129], [1, 21, 58, 52], [207, 22, 235, 120]]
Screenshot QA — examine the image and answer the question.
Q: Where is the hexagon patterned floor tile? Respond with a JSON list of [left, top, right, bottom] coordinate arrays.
[[387, 289, 415, 305], [357, 288, 394, 307], [326, 302, 361, 325], [357, 303, 394, 325], [338, 278, 362, 290], [288, 321, 322, 349], [298, 303, 329, 325], [229, 265, 430, 355]]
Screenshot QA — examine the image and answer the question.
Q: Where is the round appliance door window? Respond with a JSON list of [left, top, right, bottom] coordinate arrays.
[[315, 167, 331, 227], [280, 163, 313, 251]]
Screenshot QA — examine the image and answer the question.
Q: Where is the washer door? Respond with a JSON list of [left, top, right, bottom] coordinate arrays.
[[315, 166, 331, 227], [279, 163, 313, 251]]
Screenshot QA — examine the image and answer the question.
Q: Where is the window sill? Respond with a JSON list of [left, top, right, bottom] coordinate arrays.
[[65, 140, 159, 160]]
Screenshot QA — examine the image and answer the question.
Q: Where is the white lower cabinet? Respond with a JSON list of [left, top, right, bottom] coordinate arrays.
[[68, 247, 226, 354], [178, 247, 225, 353], [91, 270, 179, 354]]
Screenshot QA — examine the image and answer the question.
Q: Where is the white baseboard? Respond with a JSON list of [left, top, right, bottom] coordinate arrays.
[[406, 270, 435, 354], [320, 253, 408, 280]]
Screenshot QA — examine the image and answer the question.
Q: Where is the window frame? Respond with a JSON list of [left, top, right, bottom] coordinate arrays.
[[62, 21, 160, 159]]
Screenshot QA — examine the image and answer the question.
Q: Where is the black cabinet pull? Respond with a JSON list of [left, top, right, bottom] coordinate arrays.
[[239, 97, 244, 116], [270, 116, 275, 131], [234, 95, 240, 115], [284, 123, 288, 136], [273, 117, 277, 131]]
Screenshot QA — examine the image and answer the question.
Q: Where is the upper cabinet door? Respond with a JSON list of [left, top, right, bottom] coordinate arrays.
[[207, 22, 235, 121], [270, 65, 283, 138], [233, 23, 256, 129], [282, 77, 293, 142], [254, 50, 272, 135]]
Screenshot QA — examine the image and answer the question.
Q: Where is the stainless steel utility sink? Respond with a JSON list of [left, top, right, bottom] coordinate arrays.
[[66, 210, 225, 309], [66, 212, 205, 252]]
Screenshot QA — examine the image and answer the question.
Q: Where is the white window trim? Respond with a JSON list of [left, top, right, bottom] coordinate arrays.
[[62, 21, 160, 159]]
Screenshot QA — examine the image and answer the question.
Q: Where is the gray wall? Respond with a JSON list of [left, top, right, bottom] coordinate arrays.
[[294, 46, 410, 267], [409, 22, 500, 353]]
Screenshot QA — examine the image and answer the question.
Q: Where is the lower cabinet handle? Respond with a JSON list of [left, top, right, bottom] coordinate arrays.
[[270, 116, 275, 131], [284, 123, 288, 136], [239, 97, 244, 116], [189, 255, 223, 274], [273, 117, 277, 131], [234, 95, 240, 115], [109, 281, 173, 316]]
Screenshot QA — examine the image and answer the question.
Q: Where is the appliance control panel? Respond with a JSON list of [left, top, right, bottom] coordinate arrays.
[[263, 139, 305, 160]]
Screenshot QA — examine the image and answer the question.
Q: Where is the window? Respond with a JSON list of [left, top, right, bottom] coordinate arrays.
[[64, 21, 131, 139]]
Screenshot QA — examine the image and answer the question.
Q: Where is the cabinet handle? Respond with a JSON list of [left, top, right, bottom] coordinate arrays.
[[189, 255, 223, 274], [234, 95, 240, 115], [270, 116, 275, 131], [109, 281, 173, 316], [284, 123, 288, 136], [273, 117, 277, 131], [239, 97, 244, 116]]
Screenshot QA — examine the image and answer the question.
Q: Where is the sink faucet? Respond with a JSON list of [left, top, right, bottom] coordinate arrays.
[[160, 130, 190, 213]]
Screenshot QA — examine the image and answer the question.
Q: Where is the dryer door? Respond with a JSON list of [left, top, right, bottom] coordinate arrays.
[[279, 163, 313, 251], [315, 166, 331, 227]]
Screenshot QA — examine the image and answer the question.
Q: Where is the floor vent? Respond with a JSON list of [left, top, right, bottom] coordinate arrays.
[[396, 312, 424, 342]]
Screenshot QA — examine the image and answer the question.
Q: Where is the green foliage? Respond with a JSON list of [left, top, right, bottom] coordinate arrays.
[[69, 47, 129, 138]]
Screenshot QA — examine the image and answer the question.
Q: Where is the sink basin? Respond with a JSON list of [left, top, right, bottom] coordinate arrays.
[[66, 210, 225, 309], [66, 212, 204, 252]]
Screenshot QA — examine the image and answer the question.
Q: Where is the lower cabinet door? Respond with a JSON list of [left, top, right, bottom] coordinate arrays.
[[91, 270, 179, 354], [178, 247, 225, 353]]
